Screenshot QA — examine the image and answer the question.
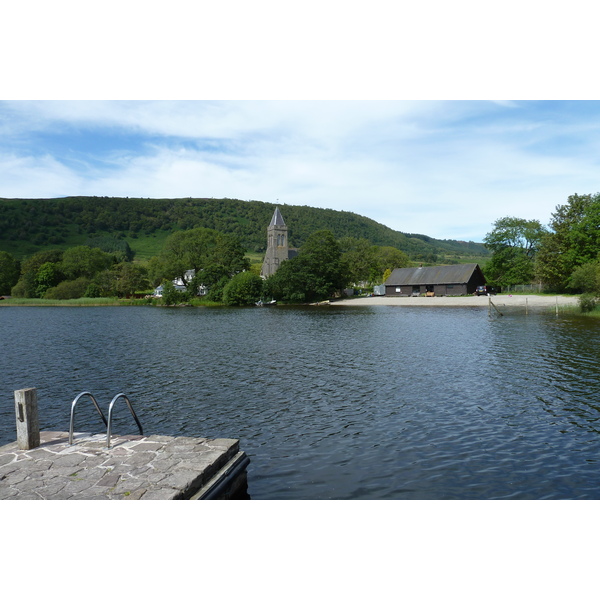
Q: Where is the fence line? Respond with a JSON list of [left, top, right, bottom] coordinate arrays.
[[503, 283, 547, 293]]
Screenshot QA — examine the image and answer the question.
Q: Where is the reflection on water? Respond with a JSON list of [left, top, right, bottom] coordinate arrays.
[[1, 305, 599, 499]]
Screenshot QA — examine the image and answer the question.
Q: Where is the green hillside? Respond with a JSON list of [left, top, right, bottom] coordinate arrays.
[[0, 196, 489, 263]]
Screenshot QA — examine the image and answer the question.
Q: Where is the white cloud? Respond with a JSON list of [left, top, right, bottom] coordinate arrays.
[[1, 100, 600, 242], [0, 153, 84, 198]]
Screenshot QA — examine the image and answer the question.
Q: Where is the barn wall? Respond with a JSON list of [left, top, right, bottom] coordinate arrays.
[[385, 285, 408, 296], [386, 283, 468, 296], [434, 284, 467, 296], [466, 272, 486, 294]]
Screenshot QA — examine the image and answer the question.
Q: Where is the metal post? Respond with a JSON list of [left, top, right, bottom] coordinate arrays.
[[14, 388, 40, 450]]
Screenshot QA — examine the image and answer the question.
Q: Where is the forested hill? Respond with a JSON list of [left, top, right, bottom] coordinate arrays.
[[0, 196, 488, 261]]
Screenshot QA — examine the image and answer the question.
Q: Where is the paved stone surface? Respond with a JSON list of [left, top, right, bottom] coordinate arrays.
[[0, 431, 241, 500]]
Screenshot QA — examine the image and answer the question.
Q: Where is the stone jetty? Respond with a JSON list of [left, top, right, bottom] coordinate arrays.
[[0, 430, 249, 500], [2, 387, 249, 500]]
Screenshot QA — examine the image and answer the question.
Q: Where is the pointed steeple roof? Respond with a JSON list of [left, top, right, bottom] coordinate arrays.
[[269, 207, 286, 227]]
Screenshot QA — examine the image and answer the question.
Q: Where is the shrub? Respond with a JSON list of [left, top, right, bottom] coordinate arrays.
[[222, 271, 263, 306], [578, 293, 597, 313], [44, 278, 91, 300], [569, 261, 600, 294], [205, 276, 229, 303], [84, 283, 103, 298], [0, 251, 20, 295], [160, 280, 186, 305], [10, 277, 30, 298]]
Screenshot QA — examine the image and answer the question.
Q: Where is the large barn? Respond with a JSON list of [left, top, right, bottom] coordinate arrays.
[[384, 263, 486, 297]]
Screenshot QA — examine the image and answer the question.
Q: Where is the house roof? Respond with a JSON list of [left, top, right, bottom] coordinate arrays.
[[269, 207, 286, 228], [385, 263, 484, 286]]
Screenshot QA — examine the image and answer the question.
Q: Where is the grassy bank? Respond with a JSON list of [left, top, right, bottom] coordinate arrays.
[[0, 296, 226, 307], [0, 297, 133, 306], [552, 304, 600, 318]]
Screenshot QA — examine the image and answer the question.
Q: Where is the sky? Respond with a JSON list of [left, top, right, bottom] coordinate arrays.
[[2, 99, 599, 243], [2, 3, 599, 245]]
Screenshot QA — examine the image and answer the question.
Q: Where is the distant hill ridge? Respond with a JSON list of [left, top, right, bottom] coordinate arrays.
[[0, 196, 489, 261]]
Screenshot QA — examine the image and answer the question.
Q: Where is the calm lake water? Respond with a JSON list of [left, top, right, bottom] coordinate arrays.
[[1, 303, 599, 499]]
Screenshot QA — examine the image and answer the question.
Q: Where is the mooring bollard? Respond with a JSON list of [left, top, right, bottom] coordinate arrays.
[[14, 388, 40, 450]]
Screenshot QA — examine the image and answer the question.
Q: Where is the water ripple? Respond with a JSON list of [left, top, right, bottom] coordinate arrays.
[[2, 305, 600, 499]]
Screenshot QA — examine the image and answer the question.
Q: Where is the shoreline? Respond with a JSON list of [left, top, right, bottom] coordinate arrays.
[[332, 294, 580, 308], [0, 294, 581, 309]]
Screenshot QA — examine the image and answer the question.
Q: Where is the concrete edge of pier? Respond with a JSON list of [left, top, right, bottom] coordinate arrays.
[[0, 430, 249, 500]]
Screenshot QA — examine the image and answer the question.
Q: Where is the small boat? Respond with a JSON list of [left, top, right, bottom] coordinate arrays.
[[256, 299, 277, 306]]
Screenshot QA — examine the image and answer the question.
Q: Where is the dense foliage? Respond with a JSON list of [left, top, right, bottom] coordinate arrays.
[[148, 227, 250, 289], [0, 196, 488, 263], [222, 272, 264, 306], [148, 227, 359, 305], [569, 260, 600, 294], [4, 190, 600, 303], [264, 230, 349, 302], [483, 193, 600, 296], [482, 217, 547, 286], [578, 293, 597, 313], [7, 245, 149, 300], [535, 193, 600, 292], [0, 251, 20, 295], [339, 237, 411, 285]]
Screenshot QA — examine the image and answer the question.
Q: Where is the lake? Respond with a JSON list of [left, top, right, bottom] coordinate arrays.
[[1, 304, 599, 499]]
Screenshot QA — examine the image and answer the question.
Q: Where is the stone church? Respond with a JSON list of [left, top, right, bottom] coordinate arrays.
[[260, 207, 298, 278]]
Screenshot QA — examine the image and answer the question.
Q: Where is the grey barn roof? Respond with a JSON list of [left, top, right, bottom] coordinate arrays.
[[385, 263, 483, 286]]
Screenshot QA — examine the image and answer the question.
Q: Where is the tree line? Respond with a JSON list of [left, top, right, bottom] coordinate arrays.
[[483, 192, 600, 300], [4, 192, 598, 305], [0, 227, 411, 305], [0, 245, 149, 300], [0, 196, 488, 262]]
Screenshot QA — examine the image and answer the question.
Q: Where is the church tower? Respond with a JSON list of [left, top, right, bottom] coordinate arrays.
[[261, 207, 290, 278]]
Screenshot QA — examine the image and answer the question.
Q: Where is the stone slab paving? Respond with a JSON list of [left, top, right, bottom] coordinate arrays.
[[0, 431, 242, 500]]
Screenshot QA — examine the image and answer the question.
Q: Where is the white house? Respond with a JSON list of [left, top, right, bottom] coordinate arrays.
[[154, 269, 208, 297]]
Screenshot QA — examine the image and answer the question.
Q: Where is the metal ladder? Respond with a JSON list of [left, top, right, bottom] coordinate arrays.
[[69, 392, 143, 448]]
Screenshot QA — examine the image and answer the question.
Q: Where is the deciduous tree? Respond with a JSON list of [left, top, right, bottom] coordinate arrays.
[[61, 246, 114, 279], [112, 262, 149, 298], [11, 249, 63, 297], [265, 230, 348, 302], [0, 251, 20, 295], [569, 260, 600, 294], [222, 271, 263, 305], [339, 237, 378, 285], [374, 246, 411, 279], [536, 193, 600, 290], [483, 216, 546, 286], [44, 278, 91, 300], [35, 262, 64, 297], [160, 280, 184, 305], [157, 227, 250, 289]]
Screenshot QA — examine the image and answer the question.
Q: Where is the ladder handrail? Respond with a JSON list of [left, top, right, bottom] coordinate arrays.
[[106, 393, 143, 448], [69, 392, 108, 445]]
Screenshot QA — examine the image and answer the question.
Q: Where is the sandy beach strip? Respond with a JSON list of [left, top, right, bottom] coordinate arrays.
[[332, 294, 580, 308]]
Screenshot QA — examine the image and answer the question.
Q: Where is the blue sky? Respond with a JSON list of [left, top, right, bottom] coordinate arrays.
[[2, 2, 599, 244], [1, 100, 599, 242]]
